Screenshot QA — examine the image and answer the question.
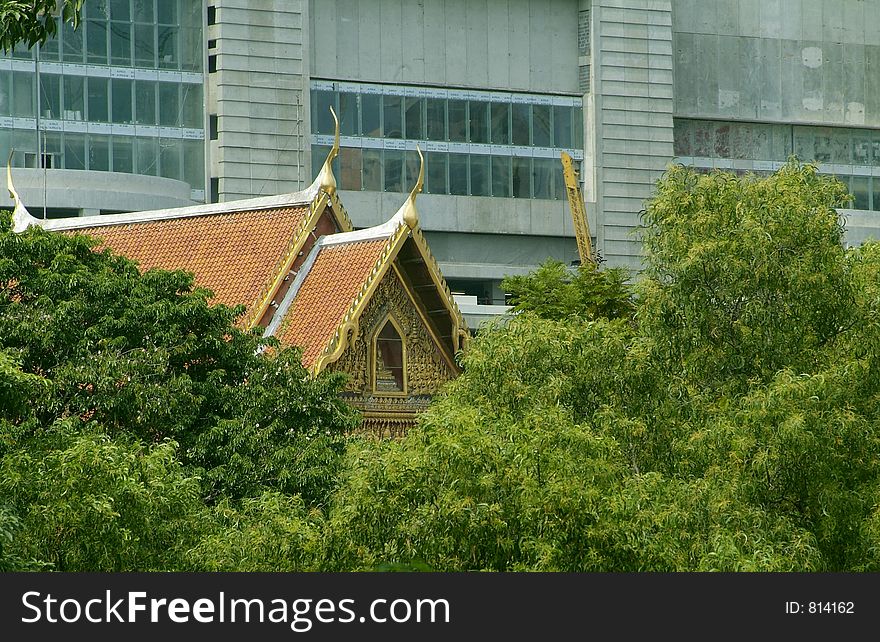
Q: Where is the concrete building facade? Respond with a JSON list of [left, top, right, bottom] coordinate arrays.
[[6, 1, 880, 309]]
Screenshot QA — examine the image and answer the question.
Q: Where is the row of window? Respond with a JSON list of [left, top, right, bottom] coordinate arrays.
[[312, 146, 569, 201], [7, 3, 201, 72], [0, 71, 203, 129], [674, 118, 880, 167], [1, 129, 204, 190], [311, 88, 584, 150]]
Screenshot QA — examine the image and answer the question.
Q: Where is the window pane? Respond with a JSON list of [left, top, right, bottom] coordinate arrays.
[[111, 78, 133, 123], [490, 102, 509, 145], [87, 0, 110, 19], [134, 0, 154, 23], [854, 136, 871, 165], [361, 94, 380, 137], [12, 72, 34, 118], [63, 76, 85, 120], [873, 177, 880, 210], [135, 137, 158, 175], [89, 134, 110, 170], [312, 89, 335, 135], [39, 19, 61, 61], [470, 154, 490, 196], [573, 106, 584, 148], [362, 148, 382, 190], [310, 144, 330, 181], [448, 99, 467, 142], [183, 139, 205, 189], [160, 138, 181, 179], [512, 156, 530, 197], [113, 137, 133, 173], [180, 27, 202, 72], [426, 152, 447, 195], [157, 0, 177, 24], [383, 95, 403, 139], [87, 77, 109, 122], [87, 20, 109, 65], [110, 22, 132, 66], [384, 149, 403, 192], [339, 92, 358, 136], [404, 149, 421, 189], [532, 157, 554, 199], [449, 153, 468, 195], [135, 23, 156, 67], [64, 133, 86, 170], [426, 98, 445, 141], [511, 104, 530, 146], [40, 74, 62, 119], [180, 84, 203, 128], [491, 156, 510, 197], [0, 71, 10, 116], [673, 119, 691, 156], [469, 100, 489, 144], [405, 96, 424, 140], [375, 321, 404, 392], [852, 176, 869, 210], [553, 105, 572, 148], [532, 104, 551, 147], [135, 80, 156, 125], [62, 20, 84, 63], [158, 83, 179, 126], [110, 0, 131, 20], [339, 147, 362, 191], [158, 25, 178, 69]]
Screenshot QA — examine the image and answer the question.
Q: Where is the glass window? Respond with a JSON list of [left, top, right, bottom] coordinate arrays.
[[86, 20, 109, 65], [339, 92, 358, 136], [362, 148, 382, 190], [180, 27, 202, 72], [134, 0, 154, 22], [532, 104, 551, 147], [384, 149, 404, 192], [0, 71, 10, 116], [157, 0, 177, 24], [158, 25, 178, 69], [673, 120, 691, 156], [448, 99, 467, 142], [491, 156, 511, 197], [113, 137, 134, 173], [532, 157, 555, 199], [714, 123, 731, 158], [405, 96, 424, 140], [490, 102, 509, 145], [39, 18, 61, 61], [449, 153, 468, 195], [135, 23, 156, 67], [512, 156, 531, 197], [40, 74, 62, 119], [469, 101, 489, 144], [180, 84, 203, 128], [111, 78, 133, 123], [573, 105, 584, 148], [63, 75, 85, 120], [312, 89, 335, 135], [426, 152, 447, 195], [135, 80, 156, 125], [852, 176, 869, 210], [553, 105, 572, 148], [470, 154, 490, 196], [135, 137, 158, 175], [64, 133, 86, 170], [813, 130, 833, 163], [87, 0, 110, 19], [873, 177, 880, 210], [404, 150, 421, 190], [62, 20, 84, 63], [426, 98, 445, 141], [339, 147, 362, 191], [361, 94, 380, 137], [511, 103, 530, 146], [89, 134, 110, 170], [110, 22, 132, 66], [12, 72, 35, 118], [831, 130, 851, 164], [87, 77, 109, 122], [110, 0, 131, 20], [160, 138, 181, 180], [183, 139, 205, 190], [383, 95, 403, 139], [854, 136, 871, 165], [158, 83, 179, 126], [375, 320, 404, 392]]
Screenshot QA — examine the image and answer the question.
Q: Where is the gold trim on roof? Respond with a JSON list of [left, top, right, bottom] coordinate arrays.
[[315, 106, 340, 197], [402, 145, 424, 230]]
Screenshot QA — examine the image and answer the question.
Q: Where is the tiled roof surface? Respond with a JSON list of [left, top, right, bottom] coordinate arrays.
[[70, 206, 310, 313], [278, 238, 388, 367]]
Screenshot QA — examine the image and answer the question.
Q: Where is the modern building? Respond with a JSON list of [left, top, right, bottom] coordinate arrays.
[[6, 1, 880, 313]]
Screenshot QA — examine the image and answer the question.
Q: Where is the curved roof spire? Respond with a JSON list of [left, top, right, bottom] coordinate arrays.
[[313, 106, 340, 197], [401, 145, 424, 229], [6, 150, 38, 233]]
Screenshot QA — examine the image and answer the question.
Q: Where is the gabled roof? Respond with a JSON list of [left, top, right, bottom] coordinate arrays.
[[267, 149, 469, 373]]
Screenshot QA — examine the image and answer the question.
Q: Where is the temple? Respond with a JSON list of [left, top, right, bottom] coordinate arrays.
[[6, 114, 468, 436]]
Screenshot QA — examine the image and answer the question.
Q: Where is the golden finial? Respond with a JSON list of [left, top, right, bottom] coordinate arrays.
[[402, 145, 424, 229], [316, 106, 340, 196]]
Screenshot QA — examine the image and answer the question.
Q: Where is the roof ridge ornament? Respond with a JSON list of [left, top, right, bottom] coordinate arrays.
[[314, 106, 340, 197], [6, 150, 38, 234], [401, 145, 424, 230]]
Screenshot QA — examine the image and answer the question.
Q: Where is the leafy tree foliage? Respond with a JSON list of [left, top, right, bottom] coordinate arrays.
[[324, 162, 880, 571], [0, 0, 83, 53]]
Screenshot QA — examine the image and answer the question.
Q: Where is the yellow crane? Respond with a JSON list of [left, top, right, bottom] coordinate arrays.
[[560, 151, 595, 266]]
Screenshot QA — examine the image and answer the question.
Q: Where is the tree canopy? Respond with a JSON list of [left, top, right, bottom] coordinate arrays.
[[0, 1, 83, 53]]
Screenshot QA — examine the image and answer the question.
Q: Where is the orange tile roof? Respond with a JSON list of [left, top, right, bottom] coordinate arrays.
[[69, 206, 310, 315], [277, 238, 388, 367]]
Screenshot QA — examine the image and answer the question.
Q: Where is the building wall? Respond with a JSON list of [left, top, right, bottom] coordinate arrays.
[[209, 0, 309, 201]]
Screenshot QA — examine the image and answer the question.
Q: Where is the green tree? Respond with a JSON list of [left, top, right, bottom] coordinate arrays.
[[0, 1, 83, 52]]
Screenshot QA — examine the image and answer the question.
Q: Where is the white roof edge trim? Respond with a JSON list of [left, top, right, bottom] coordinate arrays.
[[264, 237, 325, 339], [34, 183, 322, 232]]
